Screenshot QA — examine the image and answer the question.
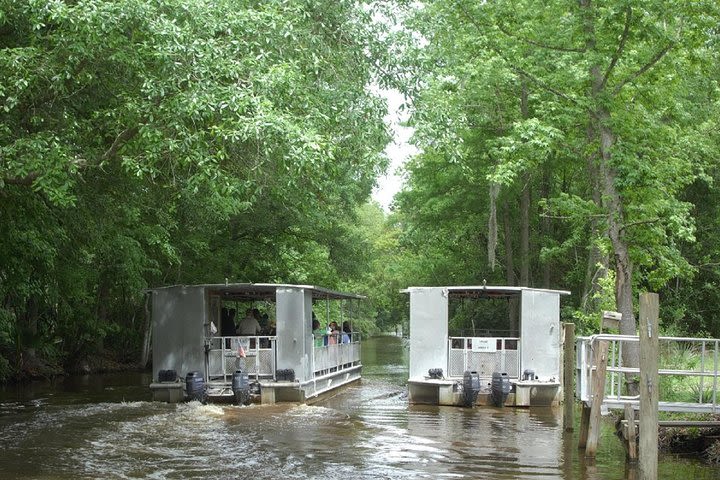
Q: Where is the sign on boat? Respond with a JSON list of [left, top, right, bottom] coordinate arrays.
[[148, 283, 363, 404], [403, 285, 570, 407]]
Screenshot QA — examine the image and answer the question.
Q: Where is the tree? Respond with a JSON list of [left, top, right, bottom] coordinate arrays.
[[395, 1, 720, 347], [0, 0, 391, 378]]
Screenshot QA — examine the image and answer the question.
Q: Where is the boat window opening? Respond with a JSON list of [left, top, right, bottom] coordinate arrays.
[[448, 296, 517, 338]]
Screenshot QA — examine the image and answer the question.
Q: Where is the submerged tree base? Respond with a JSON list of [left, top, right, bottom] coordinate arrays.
[[4, 350, 145, 385], [658, 419, 720, 465], [615, 412, 720, 465]]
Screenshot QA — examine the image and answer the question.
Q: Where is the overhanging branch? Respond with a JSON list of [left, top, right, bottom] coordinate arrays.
[[101, 126, 140, 162], [612, 43, 673, 95], [496, 22, 586, 53], [600, 7, 632, 91], [4, 172, 40, 186], [453, 2, 580, 107]]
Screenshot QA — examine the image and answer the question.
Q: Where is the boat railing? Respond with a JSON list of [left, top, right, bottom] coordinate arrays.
[[448, 336, 521, 379], [313, 332, 361, 377], [207, 335, 277, 383], [577, 334, 720, 413]]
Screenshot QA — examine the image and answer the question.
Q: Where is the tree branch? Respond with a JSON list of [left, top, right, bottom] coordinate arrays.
[[495, 22, 586, 53], [453, 2, 579, 106], [4, 172, 40, 186], [101, 126, 140, 162], [619, 218, 661, 233], [600, 7, 632, 91], [612, 43, 673, 95], [540, 213, 606, 220]]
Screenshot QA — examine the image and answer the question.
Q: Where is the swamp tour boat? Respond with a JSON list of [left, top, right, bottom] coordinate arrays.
[[403, 285, 570, 408], [148, 283, 363, 405]]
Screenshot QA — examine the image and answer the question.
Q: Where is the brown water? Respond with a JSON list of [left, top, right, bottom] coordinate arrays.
[[0, 336, 717, 479]]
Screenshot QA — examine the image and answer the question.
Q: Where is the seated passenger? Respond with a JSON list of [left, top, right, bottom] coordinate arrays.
[[312, 319, 324, 348], [342, 321, 352, 343], [221, 308, 237, 337], [328, 326, 340, 345], [237, 308, 261, 335]]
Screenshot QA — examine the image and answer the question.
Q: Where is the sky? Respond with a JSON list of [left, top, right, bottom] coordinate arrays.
[[371, 88, 418, 212]]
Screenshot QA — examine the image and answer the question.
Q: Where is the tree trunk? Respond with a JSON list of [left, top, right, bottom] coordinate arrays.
[[503, 202, 515, 286], [593, 82, 639, 395], [541, 168, 552, 289], [582, 0, 638, 391], [503, 202, 519, 335], [581, 126, 609, 311], [95, 280, 109, 351], [140, 292, 152, 369], [24, 296, 39, 364], [519, 80, 531, 287], [520, 177, 531, 286]]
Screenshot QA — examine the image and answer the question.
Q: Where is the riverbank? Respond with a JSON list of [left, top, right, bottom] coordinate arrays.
[[658, 418, 720, 465], [6, 350, 145, 384], [613, 411, 720, 465]]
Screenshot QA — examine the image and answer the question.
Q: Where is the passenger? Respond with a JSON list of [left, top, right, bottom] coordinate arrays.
[[221, 308, 237, 337], [260, 313, 271, 334], [312, 318, 324, 348], [266, 318, 276, 336], [341, 321, 351, 344], [325, 322, 340, 345], [237, 308, 261, 335], [328, 325, 340, 345]]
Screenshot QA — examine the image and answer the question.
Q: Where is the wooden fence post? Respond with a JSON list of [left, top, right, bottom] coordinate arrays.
[[563, 323, 576, 432], [624, 403, 638, 462], [639, 293, 659, 480], [585, 339, 609, 457], [578, 403, 591, 449]]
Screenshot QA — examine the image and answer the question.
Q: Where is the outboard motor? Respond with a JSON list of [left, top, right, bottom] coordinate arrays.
[[185, 371, 206, 402], [276, 369, 296, 382], [462, 370, 481, 407], [491, 372, 511, 407], [158, 369, 177, 382], [232, 370, 251, 405]]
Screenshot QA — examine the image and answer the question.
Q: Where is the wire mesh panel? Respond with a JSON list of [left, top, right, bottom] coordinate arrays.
[[449, 349, 466, 376], [207, 336, 276, 381], [448, 338, 520, 378], [208, 349, 225, 379], [257, 349, 274, 377]]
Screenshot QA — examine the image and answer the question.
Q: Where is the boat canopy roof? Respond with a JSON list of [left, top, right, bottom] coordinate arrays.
[[400, 285, 571, 299], [150, 283, 365, 301]]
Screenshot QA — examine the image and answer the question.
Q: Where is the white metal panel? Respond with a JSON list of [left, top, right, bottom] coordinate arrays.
[[408, 287, 448, 379], [276, 287, 312, 382], [151, 285, 206, 381], [520, 290, 561, 381]]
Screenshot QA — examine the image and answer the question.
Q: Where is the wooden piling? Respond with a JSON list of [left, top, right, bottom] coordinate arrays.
[[585, 339, 609, 457], [638, 293, 659, 480], [624, 403, 637, 462], [563, 322, 576, 432], [578, 403, 591, 449]]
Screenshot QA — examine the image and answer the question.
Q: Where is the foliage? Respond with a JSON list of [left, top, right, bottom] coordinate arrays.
[[0, 0, 391, 378], [390, 0, 720, 337]]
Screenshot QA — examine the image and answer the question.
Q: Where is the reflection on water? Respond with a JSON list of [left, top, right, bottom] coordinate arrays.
[[0, 336, 717, 479]]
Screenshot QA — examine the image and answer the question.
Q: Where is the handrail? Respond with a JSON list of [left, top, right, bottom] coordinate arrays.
[[576, 335, 720, 414], [312, 332, 361, 376]]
